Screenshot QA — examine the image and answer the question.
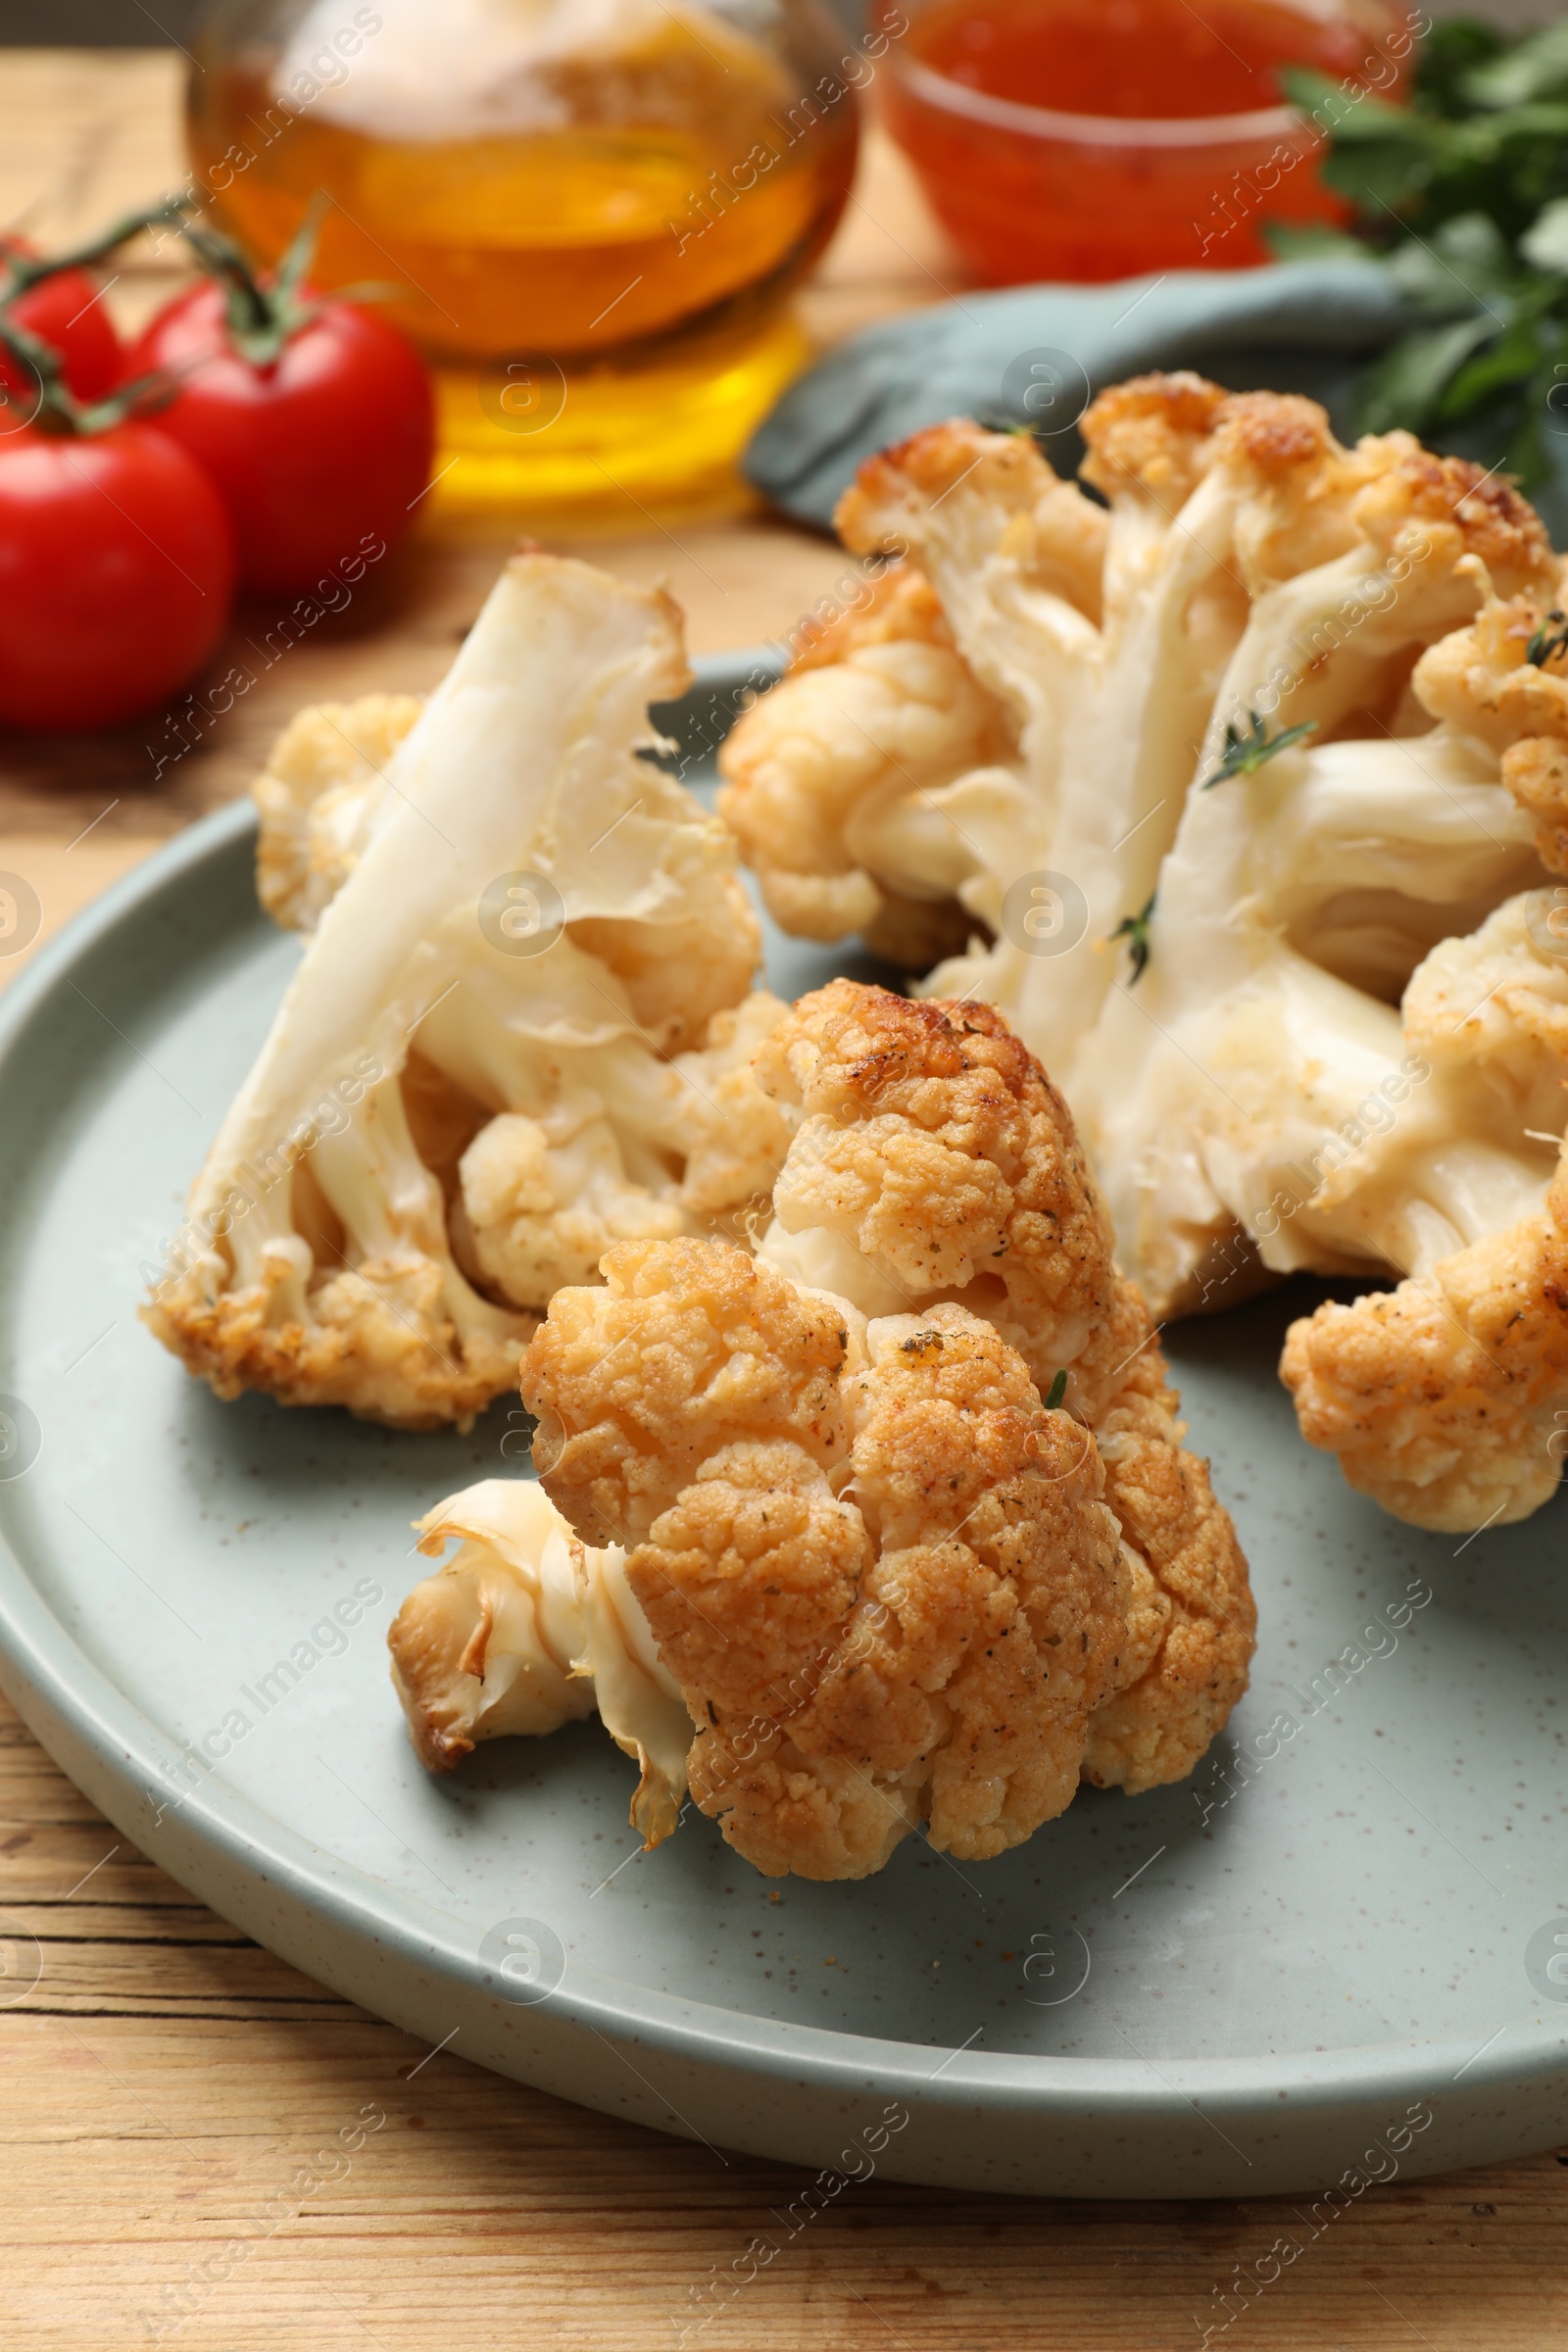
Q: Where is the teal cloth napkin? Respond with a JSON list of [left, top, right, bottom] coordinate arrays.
[[746, 260, 1416, 530]]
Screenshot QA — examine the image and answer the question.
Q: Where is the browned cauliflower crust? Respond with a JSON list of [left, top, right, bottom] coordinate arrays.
[[715, 596, 1013, 965], [753, 980, 1254, 1790], [754, 979, 1144, 1421], [789, 559, 956, 669], [524, 1242, 1138, 1877], [1083, 1333, 1258, 1792], [1280, 1151, 1568, 1531], [145, 1238, 529, 1432], [519, 1236, 854, 1550], [838, 417, 1111, 617], [1413, 592, 1568, 872]]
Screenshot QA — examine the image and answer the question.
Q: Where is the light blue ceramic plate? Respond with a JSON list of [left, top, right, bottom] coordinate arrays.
[[0, 654, 1564, 2198]]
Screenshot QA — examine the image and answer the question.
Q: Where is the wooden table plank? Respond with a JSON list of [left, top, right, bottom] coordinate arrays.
[[1, 45, 1566, 2352]]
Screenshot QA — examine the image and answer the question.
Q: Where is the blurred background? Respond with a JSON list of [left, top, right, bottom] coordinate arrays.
[[0, 0, 1552, 35]]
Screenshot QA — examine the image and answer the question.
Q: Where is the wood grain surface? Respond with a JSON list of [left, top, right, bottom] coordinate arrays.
[[2, 47, 1566, 2352]]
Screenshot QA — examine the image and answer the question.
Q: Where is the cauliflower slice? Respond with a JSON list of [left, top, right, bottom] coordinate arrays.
[[1065, 421, 1560, 1321], [1271, 588, 1568, 1532], [720, 385, 1567, 1347], [722, 384, 1535, 1056], [388, 1478, 691, 1841], [144, 550, 786, 1426], [523, 1240, 1138, 1878]]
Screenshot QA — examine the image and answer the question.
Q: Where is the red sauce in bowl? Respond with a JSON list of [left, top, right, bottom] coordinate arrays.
[[881, 0, 1413, 282]]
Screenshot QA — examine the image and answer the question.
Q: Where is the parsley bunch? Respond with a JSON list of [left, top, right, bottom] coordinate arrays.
[[1274, 19, 1568, 489]]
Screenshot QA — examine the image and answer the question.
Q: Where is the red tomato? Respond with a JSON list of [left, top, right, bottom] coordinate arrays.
[[0, 240, 123, 410], [126, 282, 433, 598], [0, 422, 234, 731]]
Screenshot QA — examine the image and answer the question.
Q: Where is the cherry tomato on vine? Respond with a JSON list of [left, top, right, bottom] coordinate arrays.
[[0, 419, 234, 732], [125, 220, 434, 598], [0, 239, 123, 411]]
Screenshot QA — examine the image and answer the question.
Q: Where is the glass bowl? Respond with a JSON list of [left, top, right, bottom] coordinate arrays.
[[877, 0, 1415, 284]]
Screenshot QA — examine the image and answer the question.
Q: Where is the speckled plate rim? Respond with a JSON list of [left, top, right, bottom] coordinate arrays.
[[0, 655, 1564, 2195]]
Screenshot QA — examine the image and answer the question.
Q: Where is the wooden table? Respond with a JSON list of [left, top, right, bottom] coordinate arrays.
[[2, 48, 1565, 2352]]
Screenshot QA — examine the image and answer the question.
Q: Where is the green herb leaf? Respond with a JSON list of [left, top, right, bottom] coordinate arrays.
[[1357, 315, 1501, 434], [1044, 1369, 1068, 1411], [1261, 222, 1374, 264], [1201, 711, 1319, 791], [1527, 609, 1568, 668], [1521, 194, 1568, 274], [1461, 18, 1568, 112], [1108, 893, 1155, 986]]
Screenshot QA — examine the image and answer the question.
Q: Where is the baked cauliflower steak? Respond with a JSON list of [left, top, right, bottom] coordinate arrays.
[[142, 549, 793, 1428], [388, 983, 1254, 1878], [718, 376, 1568, 1530], [717, 382, 1567, 1335]]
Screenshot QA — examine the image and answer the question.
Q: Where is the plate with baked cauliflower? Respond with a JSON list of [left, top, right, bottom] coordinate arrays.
[[2, 380, 1568, 2197]]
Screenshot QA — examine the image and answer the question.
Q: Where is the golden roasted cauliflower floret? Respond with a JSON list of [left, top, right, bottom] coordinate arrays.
[[716, 626, 1011, 961], [670, 990, 799, 1217], [753, 979, 1131, 1419], [840, 416, 1107, 608], [1078, 368, 1230, 508], [1503, 737, 1568, 877], [445, 993, 797, 1315], [672, 1315, 1134, 1876], [526, 1251, 1135, 1878], [1281, 1148, 1568, 1531], [789, 559, 955, 669], [1401, 889, 1568, 1139], [456, 1108, 690, 1306], [1353, 452, 1557, 609], [519, 1237, 856, 1550], [393, 983, 1252, 1858], [749, 981, 1255, 1788], [1411, 593, 1568, 873], [1083, 1328, 1258, 1793]]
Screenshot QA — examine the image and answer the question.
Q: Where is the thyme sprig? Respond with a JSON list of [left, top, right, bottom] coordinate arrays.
[[1201, 710, 1319, 790]]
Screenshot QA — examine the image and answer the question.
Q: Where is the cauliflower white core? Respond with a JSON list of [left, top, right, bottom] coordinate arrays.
[[720, 389, 1568, 1347], [144, 551, 786, 1427]]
